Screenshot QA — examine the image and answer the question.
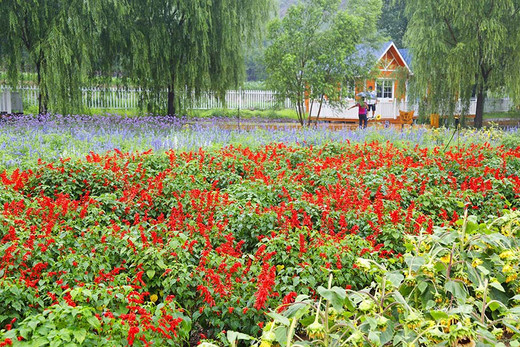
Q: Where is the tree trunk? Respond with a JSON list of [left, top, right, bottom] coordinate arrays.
[[313, 95, 324, 126], [167, 72, 176, 116], [36, 60, 47, 115], [474, 87, 485, 129], [296, 96, 304, 126], [167, 85, 176, 116]]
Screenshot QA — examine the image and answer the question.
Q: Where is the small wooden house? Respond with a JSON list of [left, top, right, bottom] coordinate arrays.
[[316, 41, 414, 120]]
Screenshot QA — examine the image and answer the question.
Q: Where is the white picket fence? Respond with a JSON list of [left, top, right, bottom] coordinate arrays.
[[0, 91, 11, 113], [0, 86, 292, 111], [0, 85, 514, 115]]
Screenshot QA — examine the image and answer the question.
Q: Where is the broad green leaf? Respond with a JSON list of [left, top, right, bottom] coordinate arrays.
[[87, 316, 101, 330], [146, 270, 155, 279], [488, 300, 506, 311], [284, 302, 309, 319], [365, 317, 377, 330], [392, 291, 408, 308], [317, 286, 346, 312], [31, 338, 49, 347], [226, 330, 254, 345], [476, 265, 490, 276], [380, 321, 394, 345], [275, 326, 289, 346], [386, 272, 404, 288], [368, 331, 380, 345], [430, 310, 449, 320], [156, 259, 167, 269], [73, 328, 87, 344], [445, 280, 467, 301], [449, 304, 473, 315], [417, 281, 428, 293], [28, 320, 40, 331], [489, 281, 505, 292], [266, 311, 291, 326]]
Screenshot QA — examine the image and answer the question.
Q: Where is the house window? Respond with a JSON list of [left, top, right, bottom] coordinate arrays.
[[376, 80, 393, 99]]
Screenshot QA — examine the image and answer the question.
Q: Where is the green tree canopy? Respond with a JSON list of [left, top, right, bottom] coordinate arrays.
[[0, 0, 120, 114], [264, 0, 382, 126], [378, 0, 408, 47], [119, 0, 274, 115], [0, 0, 274, 115], [404, 0, 520, 128]]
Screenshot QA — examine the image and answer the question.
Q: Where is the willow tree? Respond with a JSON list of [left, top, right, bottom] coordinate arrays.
[[404, 0, 520, 128], [122, 0, 274, 116], [0, 0, 120, 114]]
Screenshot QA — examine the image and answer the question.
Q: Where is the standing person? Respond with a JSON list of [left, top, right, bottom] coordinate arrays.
[[348, 97, 368, 128], [366, 86, 377, 119]]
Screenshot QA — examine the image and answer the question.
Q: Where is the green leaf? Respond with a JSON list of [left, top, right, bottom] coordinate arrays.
[[445, 280, 467, 301], [417, 281, 428, 293], [380, 321, 394, 345], [266, 311, 291, 326], [425, 300, 436, 310], [28, 320, 40, 331], [32, 338, 49, 347], [489, 281, 505, 292], [146, 270, 155, 279], [511, 294, 520, 301], [87, 316, 101, 330], [317, 286, 346, 312], [365, 317, 377, 330], [156, 259, 167, 269], [392, 291, 408, 308], [488, 300, 506, 312], [449, 304, 473, 315], [386, 272, 404, 288], [19, 328, 31, 339], [429, 310, 449, 320], [226, 330, 254, 345], [476, 265, 490, 276], [274, 326, 289, 346], [368, 331, 380, 345], [73, 329, 87, 344], [284, 302, 309, 319], [465, 215, 479, 234]]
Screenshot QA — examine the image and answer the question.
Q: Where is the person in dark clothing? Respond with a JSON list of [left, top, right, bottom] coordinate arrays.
[[349, 97, 368, 128]]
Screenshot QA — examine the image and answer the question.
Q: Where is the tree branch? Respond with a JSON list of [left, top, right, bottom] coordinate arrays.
[[443, 17, 458, 46]]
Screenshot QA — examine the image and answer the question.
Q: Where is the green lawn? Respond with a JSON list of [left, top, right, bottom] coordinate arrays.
[[484, 109, 520, 119]]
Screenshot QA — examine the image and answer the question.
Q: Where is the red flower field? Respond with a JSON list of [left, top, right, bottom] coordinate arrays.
[[1, 141, 520, 345]]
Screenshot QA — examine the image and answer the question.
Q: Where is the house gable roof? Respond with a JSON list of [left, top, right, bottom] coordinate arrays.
[[398, 48, 412, 69], [356, 41, 412, 74]]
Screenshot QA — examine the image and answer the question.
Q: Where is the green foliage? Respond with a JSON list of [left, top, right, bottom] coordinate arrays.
[[404, 0, 520, 128], [378, 0, 408, 47], [0, 141, 520, 344], [119, 0, 275, 116], [250, 209, 520, 346], [0, 298, 191, 346], [264, 0, 383, 126], [0, 0, 121, 114], [0, 0, 275, 116], [187, 109, 298, 120], [501, 131, 520, 150]]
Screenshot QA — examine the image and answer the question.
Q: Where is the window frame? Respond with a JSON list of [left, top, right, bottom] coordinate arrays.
[[376, 79, 394, 100]]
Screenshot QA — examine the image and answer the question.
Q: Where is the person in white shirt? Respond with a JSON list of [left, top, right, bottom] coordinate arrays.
[[366, 86, 377, 119]]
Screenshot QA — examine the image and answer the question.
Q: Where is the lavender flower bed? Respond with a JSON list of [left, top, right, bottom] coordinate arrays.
[[0, 113, 518, 171]]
